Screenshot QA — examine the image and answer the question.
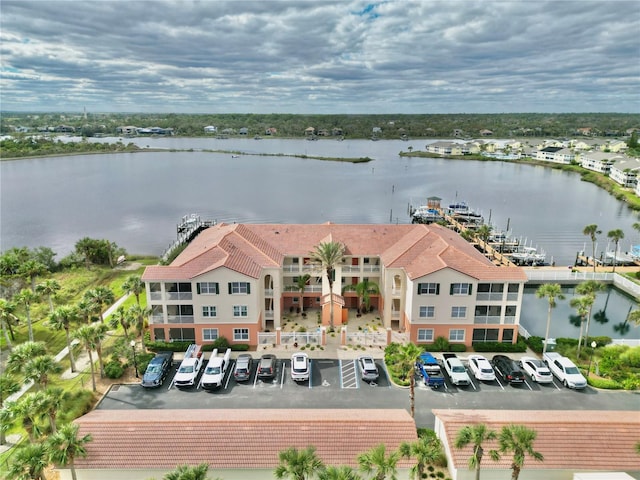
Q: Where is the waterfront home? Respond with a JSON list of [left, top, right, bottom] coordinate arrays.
[[426, 141, 463, 156], [265, 127, 277, 135], [305, 126, 316, 136], [569, 139, 600, 150], [610, 156, 640, 188], [116, 125, 138, 135], [479, 129, 493, 136], [579, 151, 622, 174], [601, 139, 628, 153], [204, 125, 217, 133], [142, 223, 526, 348], [534, 146, 575, 164], [461, 142, 481, 154]]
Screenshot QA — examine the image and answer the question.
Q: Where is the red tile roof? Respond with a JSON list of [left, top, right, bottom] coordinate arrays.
[[433, 409, 640, 472], [73, 409, 417, 470], [142, 223, 526, 282]]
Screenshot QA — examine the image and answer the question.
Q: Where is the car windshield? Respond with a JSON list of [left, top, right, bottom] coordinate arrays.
[[566, 366, 580, 375], [206, 366, 221, 374], [481, 368, 493, 374], [452, 366, 466, 373], [236, 368, 248, 374], [146, 365, 161, 374], [179, 366, 194, 374]]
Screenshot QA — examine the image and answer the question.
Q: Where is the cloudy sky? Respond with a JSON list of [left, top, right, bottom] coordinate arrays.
[[1, 0, 639, 114]]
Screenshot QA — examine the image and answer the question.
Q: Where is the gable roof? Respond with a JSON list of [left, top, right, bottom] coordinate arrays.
[[73, 409, 417, 470], [142, 223, 526, 282], [434, 409, 640, 473]]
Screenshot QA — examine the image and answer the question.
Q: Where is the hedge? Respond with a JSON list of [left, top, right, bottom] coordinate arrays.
[[145, 336, 250, 352], [587, 377, 622, 389], [472, 340, 527, 353]]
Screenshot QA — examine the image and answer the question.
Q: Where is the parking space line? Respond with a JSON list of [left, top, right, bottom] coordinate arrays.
[[495, 377, 505, 390], [280, 361, 286, 388], [523, 379, 533, 391], [223, 360, 234, 390]]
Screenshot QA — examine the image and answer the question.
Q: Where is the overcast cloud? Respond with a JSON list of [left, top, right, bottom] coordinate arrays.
[[1, 0, 639, 113]]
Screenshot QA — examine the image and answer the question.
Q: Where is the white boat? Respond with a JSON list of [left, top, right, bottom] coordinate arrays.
[[411, 206, 443, 224], [447, 202, 483, 225], [508, 246, 546, 265], [604, 250, 635, 266]]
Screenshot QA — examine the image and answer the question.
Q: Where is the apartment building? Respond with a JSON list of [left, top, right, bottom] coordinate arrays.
[[142, 223, 527, 347]]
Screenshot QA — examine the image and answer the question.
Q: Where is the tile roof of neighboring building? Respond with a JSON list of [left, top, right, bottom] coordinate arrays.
[[73, 409, 417, 470], [142, 223, 526, 282], [434, 409, 640, 472]]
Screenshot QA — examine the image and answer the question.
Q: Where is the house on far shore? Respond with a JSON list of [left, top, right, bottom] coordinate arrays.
[[434, 409, 640, 480], [265, 127, 277, 136], [610, 156, 640, 188], [305, 126, 316, 136], [479, 129, 493, 136], [204, 125, 217, 134]]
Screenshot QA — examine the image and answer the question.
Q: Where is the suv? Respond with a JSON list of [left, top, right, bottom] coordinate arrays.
[[257, 354, 277, 380], [234, 354, 253, 382], [491, 355, 525, 385], [141, 351, 174, 388], [290, 353, 310, 382], [358, 355, 379, 382]]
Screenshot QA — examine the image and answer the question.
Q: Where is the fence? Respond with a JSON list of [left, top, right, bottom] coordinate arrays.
[[280, 331, 321, 346], [345, 328, 387, 347], [524, 270, 640, 299]]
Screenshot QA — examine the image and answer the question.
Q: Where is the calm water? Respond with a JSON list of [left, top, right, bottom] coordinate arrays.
[[2, 137, 639, 339]]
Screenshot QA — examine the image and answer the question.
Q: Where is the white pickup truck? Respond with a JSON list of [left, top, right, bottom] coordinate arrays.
[[201, 348, 231, 390], [442, 353, 472, 386], [174, 344, 203, 388], [543, 352, 587, 389]]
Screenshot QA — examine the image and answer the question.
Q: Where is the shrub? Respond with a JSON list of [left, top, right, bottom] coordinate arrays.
[[587, 376, 621, 389], [432, 336, 450, 352], [621, 376, 640, 390], [472, 340, 527, 353], [449, 344, 467, 352], [104, 360, 124, 379], [525, 336, 544, 354]]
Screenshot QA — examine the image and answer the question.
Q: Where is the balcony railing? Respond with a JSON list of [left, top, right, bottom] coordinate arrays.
[[151, 314, 164, 324], [391, 310, 400, 319], [166, 292, 193, 301], [149, 292, 162, 301], [504, 316, 516, 324], [474, 316, 501, 324], [476, 293, 504, 301], [167, 315, 194, 324], [506, 293, 519, 301], [265, 310, 274, 319], [283, 265, 299, 273], [264, 288, 274, 297], [304, 285, 322, 293]]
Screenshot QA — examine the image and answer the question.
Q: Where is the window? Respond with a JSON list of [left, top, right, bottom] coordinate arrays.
[[197, 282, 219, 295], [472, 328, 500, 342], [417, 283, 440, 295], [419, 306, 435, 318], [449, 329, 465, 342], [292, 297, 299, 304], [450, 283, 472, 295], [417, 329, 434, 342], [292, 258, 299, 264], [203, 328, 219, 341], [234, 328, 249, 341], [451, 306, 467, 318], [168, 328, 195, 341], [202, 306, 217, 317], [228, 282, 251, 294], [153, 328, 165, 341], [502, 329, 515, 343], [233, 305, 248, 317]]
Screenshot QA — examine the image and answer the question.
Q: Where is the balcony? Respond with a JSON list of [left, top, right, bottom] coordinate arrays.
[[304, 285, 322, 293], [474, 316, 501, 324], [504, 316, 516, 324], [167, 315, 194, 324], [476, 293, 504, 301], [150, 314, 164, 324], [264, 288, 274, 297], [149, 292, 162, 301], [265, 310, 274, 319], [391, 310, 400, 319], [283, 265, 300, 273], [166, 292, 193, 301]]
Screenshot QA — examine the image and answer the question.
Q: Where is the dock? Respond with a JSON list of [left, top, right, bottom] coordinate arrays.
[[161, 214, 216, 262]]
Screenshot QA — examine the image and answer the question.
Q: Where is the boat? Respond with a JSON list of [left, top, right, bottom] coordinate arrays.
[[446, 202, 484, 225], [231, 155, 240, 158], [507, 246, 547, 266], [411, 206, 443, 224], [604, 250, 635, 266]]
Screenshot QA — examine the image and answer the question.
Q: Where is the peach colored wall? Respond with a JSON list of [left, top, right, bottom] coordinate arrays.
[[408, 324, 518, 347], [152, 322, 258, 346]]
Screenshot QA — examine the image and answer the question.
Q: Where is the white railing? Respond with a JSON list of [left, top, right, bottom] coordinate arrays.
[[258, 332, 277, 345], [476, 293, 504, 301], [304, 285, 322, 293], [362, 265, 381, 272], [345, 329, 387, 346], [264, 288, 273, 297], [524, 270, 640, 298], [342, 266, 360, 273], [474, 316, 501, 324], [150, 292, 162, 301], [518, 324, 532, 339], [281, 331, 321, 345], [151, 314, 164, 323], [611, 339, 640, 347], [264, 310, 274, 319]]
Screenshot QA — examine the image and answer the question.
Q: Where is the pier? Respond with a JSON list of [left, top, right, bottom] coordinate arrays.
[[161, 214, 216, 262]]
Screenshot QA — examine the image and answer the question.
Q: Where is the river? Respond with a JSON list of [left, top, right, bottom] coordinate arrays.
[[1, 137, 639, 340]]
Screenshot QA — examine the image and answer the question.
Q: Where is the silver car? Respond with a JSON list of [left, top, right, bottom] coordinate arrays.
[[358, 356, 379, 381], [233, 354, 253, 382]]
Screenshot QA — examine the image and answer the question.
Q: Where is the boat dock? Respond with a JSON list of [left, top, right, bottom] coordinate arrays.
[[161, 214, 216, 261]]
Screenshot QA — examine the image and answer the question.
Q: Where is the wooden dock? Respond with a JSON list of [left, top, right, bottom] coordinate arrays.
[[161, 214, 216, 262]]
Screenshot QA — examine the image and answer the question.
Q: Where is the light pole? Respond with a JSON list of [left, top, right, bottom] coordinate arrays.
[[587, 340, 597, 378], [130, 339, 139, 378]]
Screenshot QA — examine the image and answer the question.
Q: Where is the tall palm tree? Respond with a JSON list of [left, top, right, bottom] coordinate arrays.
[[17, 259, 48, 292], [109, 306, 132, 340], [76, 298, 96, 324], [569, 295, 591, 359], [318, 466, 362, 480], [274, 446, 324, 480], [0, 373, 20, 408], [388, 342, 421, 418], [84, 286, 115, 323], [399, 433, 447, 479], [607, 229, 625, 273], [8, 393, 44, 442], [535, 284, 565, 354], [0, 404, 15, 446], [36, 278, 61, 313], [343, 279, 380, 313], [6, 341, 48, 375], [582, 224, 601, 272], [308, 241, 345, 330], [74, 325, 98, 391], [497, 425, 544, 480], [36, 387, 68, 434], [6, 442, 49, 480], [295, 273, 311, 315], [24, 354, 62, 390], [163, 463, 212, 480], [0, 298, 19, 346], [454, 424, 499, 480], [575, 280, 605, 354], [15, 287, 40, 342], [122, 274, 145, 305], [476, 224, 492, 246], [48, 422, 93, 480], [357, 443, 400, 480], [48, 305, 79, 372], [92, 323, 109, 377]]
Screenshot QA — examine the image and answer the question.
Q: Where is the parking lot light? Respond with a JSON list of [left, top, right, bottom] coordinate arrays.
[[130, 339, 139, 378]]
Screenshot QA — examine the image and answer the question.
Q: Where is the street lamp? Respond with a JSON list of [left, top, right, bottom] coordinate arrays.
[[587, 340, 597, 378], [130, 339, 139, 378]]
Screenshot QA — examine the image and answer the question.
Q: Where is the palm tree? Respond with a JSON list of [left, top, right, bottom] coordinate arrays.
[[109, 306, 132, 340], [388, 342, 422, 418], [48, 305, 79, 372], [17, 259, 48, 292], [8, 393, 44, 442], [569, 295, 591, 359], [164, 463, 212, 480], [0, 373, 20, 408], [35, 278, 61, 313], [575, 280, 605, 354], [6, 341, 48, 375], [74, 325, 98, 391], [76, 298, 96, 324], [0, 405, 15, 446], [454, 424, 499, 480], [92, 323, 109, 377], [535, 284, 565, 354], [497, 425, 544, 480], [0, 298, 19, 346], [582, 224, 601, 272], [84, 286, 115, 323], [37, 387, 68, 434], [308, 241, 345, 330], [342, 279, 380, 314], [628, 309, 640, 327], [122, 274, 145, 305], [476, 224, 492, 246], [274, 446, 324, 480], [318, 466, 362, 480], [48, 422, 93, 480], [399, 433, 447, 479], [6, 442, 49, 480], [295, 273, 311, 315], [607, 229, 624, 273], [24, 354, 62, 390], [15, 287, 40, 342], [357, 443, 399, 480]]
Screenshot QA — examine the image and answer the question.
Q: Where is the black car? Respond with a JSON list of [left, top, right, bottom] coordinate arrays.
[[257, 354, 277, 380], [491, 355, 525, 385], [141, 351, 174, 388]]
